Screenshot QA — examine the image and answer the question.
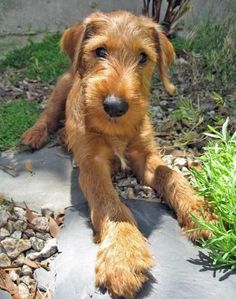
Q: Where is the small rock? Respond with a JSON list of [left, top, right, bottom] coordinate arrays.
[[0, 210, 10, 227], [14, 220, 27, 231], [24, 229, 35, 238], [30, 237, 45, 251], [21, 265, 33, 276], [27, 238, 57, 260], [7, 220, 14, 234], [20, 276, 35, 288], [207, 110, 215, 116], [0, 227, 10, 239], [9, 270, 19, 282], [162, 155, 174, 165], [35, 232, 51, 241], [11, 230, 22, 240], [160, 100, 168, 106], [176, 57, 189, 65], [173, 166, 182, 173], [142, 186, 154, 196], [12, 253, 25, 266], [117, 178, 133, 188], [18, 283, 30, 299], [182, 167, 191, 177], [1, 237, 31, 259], [13, 207, 26, 220], [41, 208, 54, 218], [127, 187, 134, 199], [31, 217, 49, 232], [174, 157, 187, 168], [0, 253, 11, 267]]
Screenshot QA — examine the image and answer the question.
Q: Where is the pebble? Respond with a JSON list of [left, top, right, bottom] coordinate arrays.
[[14, 220, 27, 231], [30, 236, 45, 251], [35, 232, 51, 241], [24, 229, 35, 238], [11, 230, 22, 240], [41, 207, 54, 218], [31, 217, 49, 232], [18, 283, 30, 299], [7, 220, 14, 234], [162, 155, 174, 165], [0, 227, 10, 239], [27, 238, 57, 260], [0, 210, 10, 226], [0, 252, 11, 267], [9, 270, 19, 282], [127, 187, 135, 199], [20, 276, 35, 286], [174, 157, 188, 168], [1, 237, 32, 259], [21, 265, 33, 276], [13, 207, 26, 220]]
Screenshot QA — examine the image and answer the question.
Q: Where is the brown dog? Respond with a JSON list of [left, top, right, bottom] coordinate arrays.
[[21, 11, 214, 299]]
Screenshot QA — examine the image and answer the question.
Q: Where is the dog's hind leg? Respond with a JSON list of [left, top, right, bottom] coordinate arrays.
[[21, 72, 72, 149]]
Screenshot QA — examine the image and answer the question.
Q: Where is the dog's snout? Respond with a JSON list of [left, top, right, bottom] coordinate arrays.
[[103, 95, 128, 117]]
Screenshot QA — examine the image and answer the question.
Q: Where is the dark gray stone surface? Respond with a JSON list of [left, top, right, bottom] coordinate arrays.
[[53, 168, 236, 299], [1, 147, 235, 298]]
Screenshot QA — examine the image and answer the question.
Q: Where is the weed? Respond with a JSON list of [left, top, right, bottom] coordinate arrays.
[[0, 33, 69, 82], [170, 98, 202, 127], [0, 100, 41, 151], [184, 13, 236, 85], [191, 118, 236, 269]]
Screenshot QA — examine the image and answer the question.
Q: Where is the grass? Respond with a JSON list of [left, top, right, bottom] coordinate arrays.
[[0, 100, 41, 151], [0, 33, 69, 82], [184, 13, 236, 85], [191, 118, 236, 269]]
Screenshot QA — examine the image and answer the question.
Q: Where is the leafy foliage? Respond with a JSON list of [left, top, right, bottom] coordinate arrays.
[[0, 100, 41, 150], [185, 13, 236, 85], [191, 119, 236, 268], [0, 33, 69, 82]]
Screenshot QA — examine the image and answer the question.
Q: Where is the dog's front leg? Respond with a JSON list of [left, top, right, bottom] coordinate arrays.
[[21, 72, 72, 149], [78, 152, 154, 299], [128, 136, 215, 241]]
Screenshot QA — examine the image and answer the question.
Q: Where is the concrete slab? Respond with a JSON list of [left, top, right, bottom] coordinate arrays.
[[0, 146, 73, 211], [0, 146, 235, 298]]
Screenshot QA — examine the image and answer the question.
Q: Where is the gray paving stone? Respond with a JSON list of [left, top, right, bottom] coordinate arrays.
[[0, 147, 235, 298], [0, 146, 72, 211]]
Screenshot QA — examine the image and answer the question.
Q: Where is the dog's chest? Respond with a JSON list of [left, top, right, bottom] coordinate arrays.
[[107, 137, 128, 170]]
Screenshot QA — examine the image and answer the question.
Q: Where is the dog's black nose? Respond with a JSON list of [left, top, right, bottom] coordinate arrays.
[[103, 95, 129, 117]]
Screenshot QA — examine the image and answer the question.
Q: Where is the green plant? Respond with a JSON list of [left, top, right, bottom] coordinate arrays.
[[185, 13, 236, 85], [0, 100, 41, 151], [170, 98, 202, 126], [191, 118, 236, 269], [0, 33, 69, 82]]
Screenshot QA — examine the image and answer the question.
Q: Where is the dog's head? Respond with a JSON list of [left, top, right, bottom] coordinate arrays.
[[62, 11, 175, 136]]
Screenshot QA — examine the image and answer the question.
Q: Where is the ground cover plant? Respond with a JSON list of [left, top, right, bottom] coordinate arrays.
[[0, 33, 68, 83], [191, 119, 236, 269], [0, 99, 40, 151]]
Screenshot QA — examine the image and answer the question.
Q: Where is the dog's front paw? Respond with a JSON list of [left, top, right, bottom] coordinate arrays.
[[95, 222, 154, 299], [181, 199, 217, 241], [21, 125, 48, 149]]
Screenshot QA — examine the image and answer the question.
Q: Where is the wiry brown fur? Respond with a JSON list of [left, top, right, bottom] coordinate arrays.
[[21, 11, 215, 299]]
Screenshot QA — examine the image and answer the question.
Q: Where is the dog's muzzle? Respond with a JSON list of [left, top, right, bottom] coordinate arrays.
[[103, 95, 129, 117]]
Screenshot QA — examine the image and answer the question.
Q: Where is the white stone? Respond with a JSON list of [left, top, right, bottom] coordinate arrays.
[[18, 283, 30, 299]]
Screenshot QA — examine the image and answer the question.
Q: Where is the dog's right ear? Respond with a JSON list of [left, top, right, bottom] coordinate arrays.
[[60, 22, 86, 62]]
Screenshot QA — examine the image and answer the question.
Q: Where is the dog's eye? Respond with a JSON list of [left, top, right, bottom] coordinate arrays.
[[95, 47, 107, 58], [139, 52, 147, 64]]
